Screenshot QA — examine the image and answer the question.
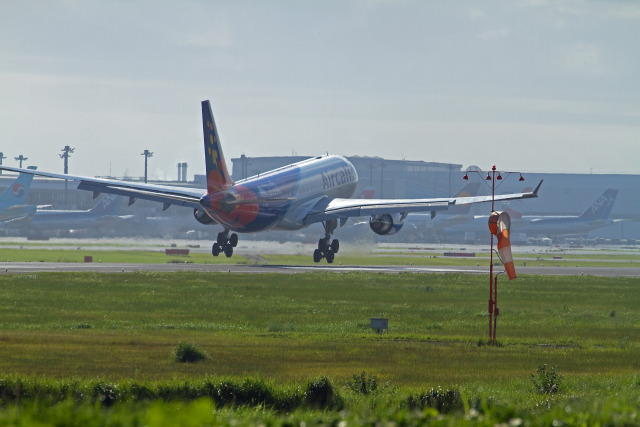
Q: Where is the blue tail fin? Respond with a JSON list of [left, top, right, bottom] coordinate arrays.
[[0, 167, 36, 209], [88, 194, 122, 216], [579, 189, 617, 221], [202, 100, 234, 193]]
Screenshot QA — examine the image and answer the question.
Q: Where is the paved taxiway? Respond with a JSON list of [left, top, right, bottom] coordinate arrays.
[[1, 262, 638, 277]]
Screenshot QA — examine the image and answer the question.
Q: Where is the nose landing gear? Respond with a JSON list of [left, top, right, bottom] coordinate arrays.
[[212, 229, 238, 258]]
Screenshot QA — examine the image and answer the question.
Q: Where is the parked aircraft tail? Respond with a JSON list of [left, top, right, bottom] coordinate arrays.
[[88, 194, 122, 217], [356, 188, 375, 199], [0, 167, 36, 209], [432, 182, 480, 218], [202, 100, 234, 193], [448, 183, 480, 215], [579, 189, 617, 221]]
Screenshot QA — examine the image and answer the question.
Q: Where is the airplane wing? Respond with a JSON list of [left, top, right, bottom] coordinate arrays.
[[0, 166, 204, 209], [303, 180, 542, 225]]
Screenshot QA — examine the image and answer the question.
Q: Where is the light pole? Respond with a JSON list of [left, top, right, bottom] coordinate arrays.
[[0, 152, 6, 174], [60, 145, 75, 174], [379, 159, 386, 198], [15, 155, 28, 168], [141, 149, 153, 183], [60, 145, 75, 194]]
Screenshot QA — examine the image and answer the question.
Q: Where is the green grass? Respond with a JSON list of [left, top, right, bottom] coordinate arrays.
[[0, 272, 638, 381], [0, 271, 639, 424]]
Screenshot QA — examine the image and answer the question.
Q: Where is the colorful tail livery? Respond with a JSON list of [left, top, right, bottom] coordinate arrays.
[[202, 101, 233, 193], [0, 99, 541, 263]]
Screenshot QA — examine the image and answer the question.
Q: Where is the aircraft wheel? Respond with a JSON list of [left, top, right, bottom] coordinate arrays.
[[326, 250, 335, 264], [224, 245, 234, 258], [212, 243, 221, 256], [217, 232, 227, 246], [229, 233, 238, 247], [331, 239, 340, 253], [318, 238, 328, 252], [313, 249, 322, 263]]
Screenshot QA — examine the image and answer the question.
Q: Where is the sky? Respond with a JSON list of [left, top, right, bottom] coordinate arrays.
[[1, 0, 639, 181]]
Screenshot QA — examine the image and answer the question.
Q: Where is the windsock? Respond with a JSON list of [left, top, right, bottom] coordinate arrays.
[[488, 211, 516, 280]]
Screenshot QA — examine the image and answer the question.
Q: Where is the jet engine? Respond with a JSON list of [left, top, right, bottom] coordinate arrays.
[[193, 208, 216, 225], [369, 213, 406, 236]]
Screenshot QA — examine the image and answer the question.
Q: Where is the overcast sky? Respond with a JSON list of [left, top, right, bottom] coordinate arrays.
[[1, 0, 639, 180]]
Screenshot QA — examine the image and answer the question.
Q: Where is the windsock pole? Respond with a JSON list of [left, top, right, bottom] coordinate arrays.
[[488, 166, 496, 343], [492, 275, 498, 343], [465, 165, 526, 344], [487, 165, 498, 344]]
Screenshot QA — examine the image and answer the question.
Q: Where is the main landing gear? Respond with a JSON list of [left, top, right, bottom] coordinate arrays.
[[212, 229, 238, 258], [313, 220, 339, 264]]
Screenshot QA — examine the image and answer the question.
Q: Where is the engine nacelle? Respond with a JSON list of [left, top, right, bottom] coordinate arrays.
[[193, 208, 216, 225], [369, 213, 405, 236]]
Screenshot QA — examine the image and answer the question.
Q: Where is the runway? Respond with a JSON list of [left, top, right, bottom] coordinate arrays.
[[1, 261, 638, 277]]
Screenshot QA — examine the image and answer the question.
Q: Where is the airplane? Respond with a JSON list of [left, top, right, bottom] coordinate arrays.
[[442, 188, 619, 241], [0, 100, 541, 262], [0, 167, 37, 222], [5, 193, 124, 231], [515, 188, 619, 236]]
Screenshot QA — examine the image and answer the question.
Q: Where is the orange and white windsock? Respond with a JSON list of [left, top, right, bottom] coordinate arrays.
[[488, 211, 516, 280]]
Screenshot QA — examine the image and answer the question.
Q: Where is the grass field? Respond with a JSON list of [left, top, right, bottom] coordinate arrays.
[[0, 270, 639, 424]]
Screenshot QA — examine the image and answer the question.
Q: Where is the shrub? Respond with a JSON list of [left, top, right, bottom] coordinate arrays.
[[303, 376, 342, 410], [73, 323, 93, 329], [406, 387, 464, 414], [173, 342, 208, 363], [90, 381, 120, 407], [346, 371, 378, 395], [530, 364, 563, 395]]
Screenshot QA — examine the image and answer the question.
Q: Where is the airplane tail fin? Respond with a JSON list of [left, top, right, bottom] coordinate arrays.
[[579, 189, 617, 221], [356, 188, 375, 199], [202, 100, 234, 193], [448, 183, 480, 215], [88, 194, 122, 216], [0, 167, 36, 207]]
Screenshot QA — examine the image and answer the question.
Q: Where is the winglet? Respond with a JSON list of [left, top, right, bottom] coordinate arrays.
[[202, 100, 234, 193], [532, 180, 543, 196]]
